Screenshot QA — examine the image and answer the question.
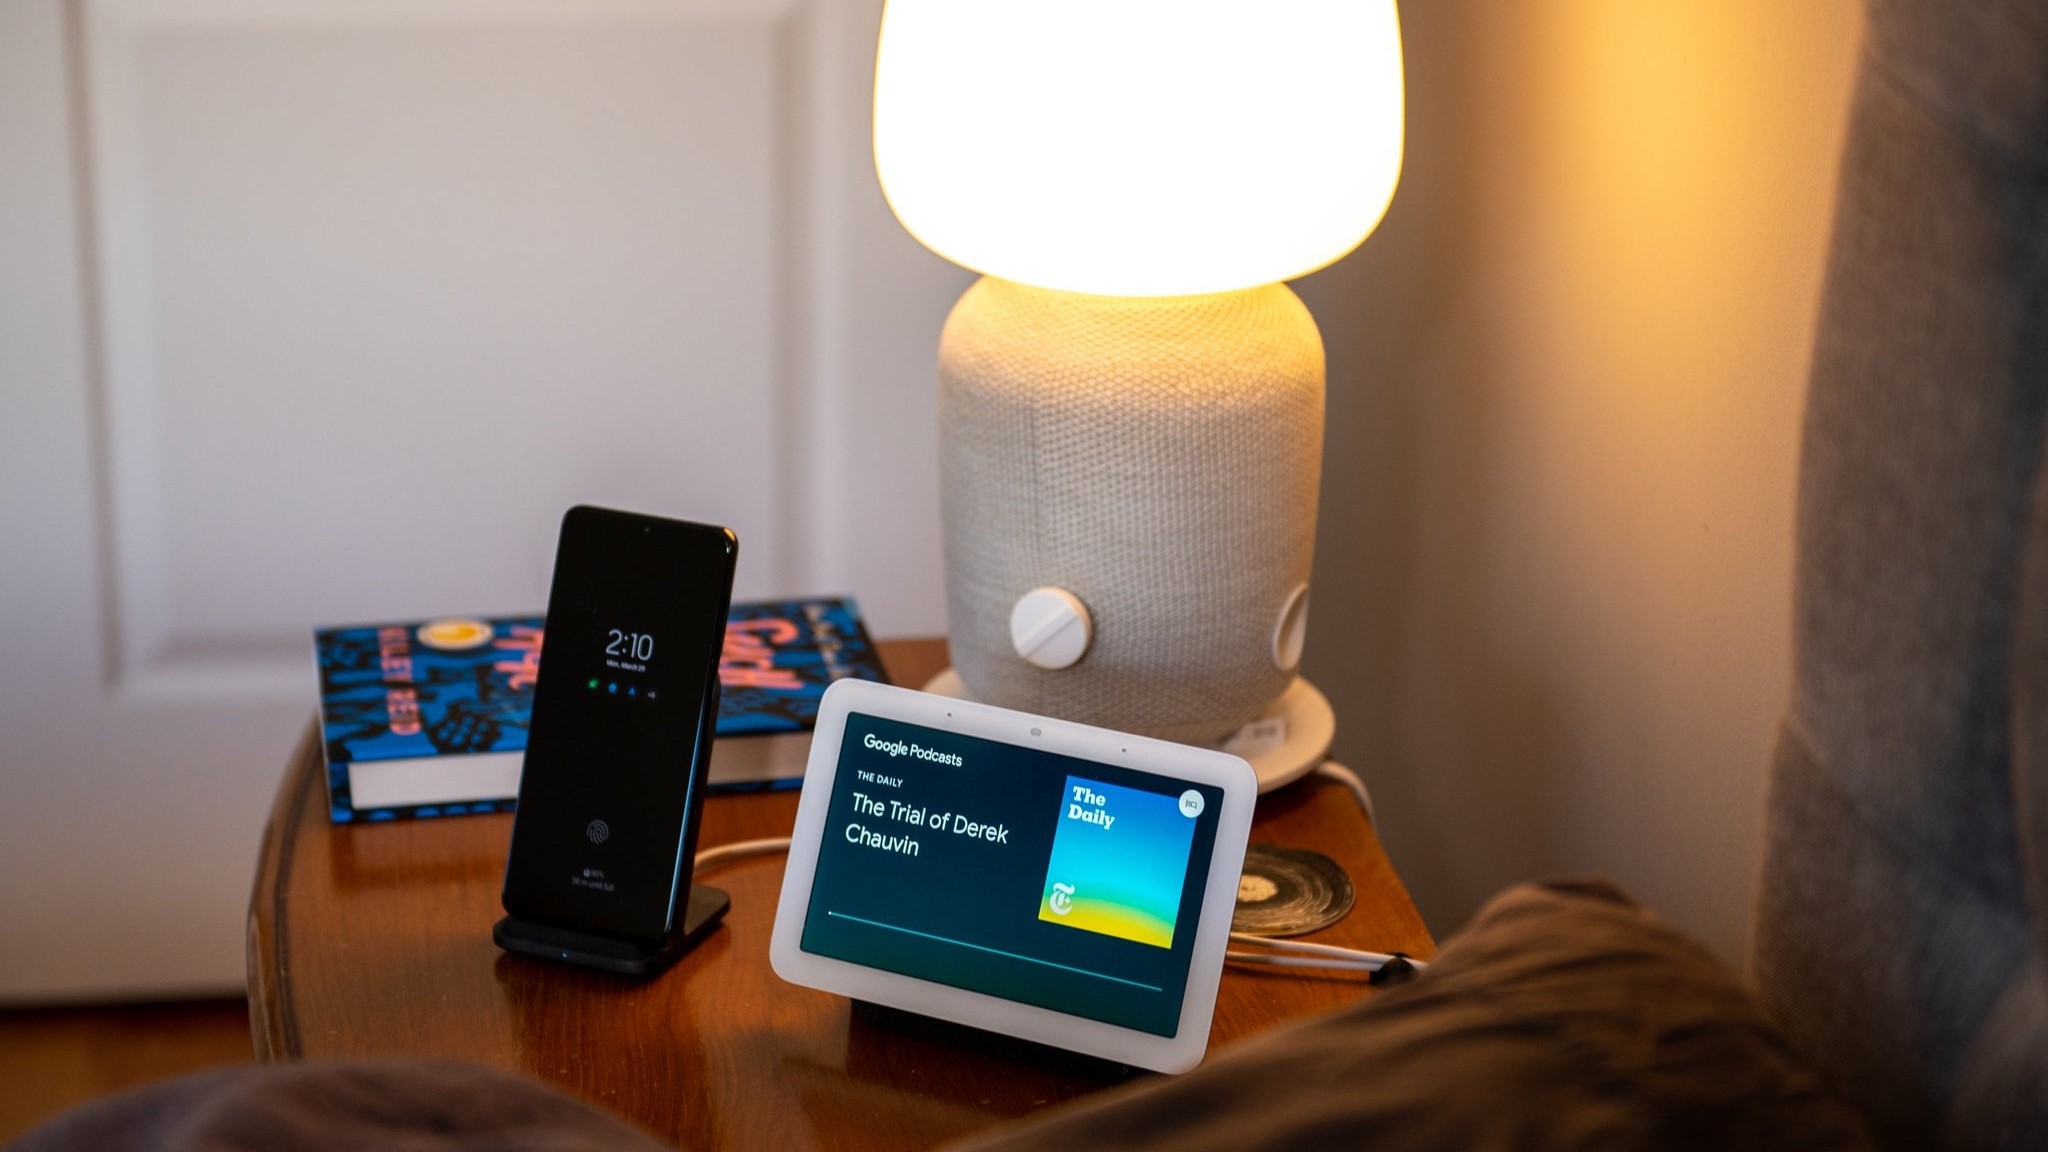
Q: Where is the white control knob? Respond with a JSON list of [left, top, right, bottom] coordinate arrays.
[[1010, 586, 1093, 670], [1272, 583, 1310, 673]]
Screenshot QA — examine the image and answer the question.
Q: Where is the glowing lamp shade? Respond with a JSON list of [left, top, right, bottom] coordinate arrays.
[[874, 0, 1405, 298]]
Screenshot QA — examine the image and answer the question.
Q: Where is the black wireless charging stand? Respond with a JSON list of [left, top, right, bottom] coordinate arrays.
[[493, 884, 731, 977]]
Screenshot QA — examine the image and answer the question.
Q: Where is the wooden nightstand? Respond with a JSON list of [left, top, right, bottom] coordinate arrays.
[[249, 639, 1433, 1150]]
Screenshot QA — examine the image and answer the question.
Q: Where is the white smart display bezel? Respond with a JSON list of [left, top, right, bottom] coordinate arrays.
[[769, 679, 1257, 1074]]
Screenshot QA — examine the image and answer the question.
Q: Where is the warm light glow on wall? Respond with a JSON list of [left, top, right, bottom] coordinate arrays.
[[873, 0, 1405, 298]]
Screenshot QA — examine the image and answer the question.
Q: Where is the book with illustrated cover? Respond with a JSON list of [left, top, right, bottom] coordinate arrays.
[[712, 597, 888, 782], [315, 597, 887, 823], [314, 616, 540, 824]]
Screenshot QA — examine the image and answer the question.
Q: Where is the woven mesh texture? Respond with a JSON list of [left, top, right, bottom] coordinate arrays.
[[939, 277, 1324, 743]]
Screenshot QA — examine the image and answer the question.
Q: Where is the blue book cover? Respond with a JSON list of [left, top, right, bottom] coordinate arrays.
[[315, 597, 885, 824], [719, 598, 884, 736]]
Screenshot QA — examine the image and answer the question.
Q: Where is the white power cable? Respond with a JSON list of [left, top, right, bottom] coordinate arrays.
[[1223, 951, 1384, 973], [1313, 759, 1375, 828], [1226, 930, 1426, 975], [693, 835, 792, 873]]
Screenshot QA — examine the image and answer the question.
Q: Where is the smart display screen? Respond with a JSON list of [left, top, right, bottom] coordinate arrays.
[[800, 712, 1225, 1037]]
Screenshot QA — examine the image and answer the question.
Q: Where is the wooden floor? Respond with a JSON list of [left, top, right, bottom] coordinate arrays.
[[0, 999, 252, 1144]]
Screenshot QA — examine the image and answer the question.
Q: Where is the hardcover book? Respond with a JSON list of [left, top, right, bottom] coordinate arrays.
[[314, 597, 886, 823]]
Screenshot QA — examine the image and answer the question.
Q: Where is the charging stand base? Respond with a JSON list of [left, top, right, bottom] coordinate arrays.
[[494, 885, 730, 976]]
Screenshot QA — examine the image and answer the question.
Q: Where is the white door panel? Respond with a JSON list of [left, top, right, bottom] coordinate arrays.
[[0, 0, 957, 1000], [96, 1, 794, 697]]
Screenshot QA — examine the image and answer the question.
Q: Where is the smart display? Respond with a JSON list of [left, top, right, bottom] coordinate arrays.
[[771, 680, 1256, 1072]]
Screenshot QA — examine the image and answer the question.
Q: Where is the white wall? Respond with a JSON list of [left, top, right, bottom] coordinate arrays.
[[1299, 0, 1865, 965]]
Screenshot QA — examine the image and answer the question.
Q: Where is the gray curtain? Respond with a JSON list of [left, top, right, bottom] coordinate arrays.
[[1752, 1, 2048, 1147]]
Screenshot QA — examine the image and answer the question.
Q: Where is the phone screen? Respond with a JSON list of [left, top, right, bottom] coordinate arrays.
[[501, 506, 737, 943]]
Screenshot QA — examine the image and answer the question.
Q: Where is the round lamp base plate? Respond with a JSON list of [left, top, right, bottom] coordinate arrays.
[[920, 668, 1333, 794]]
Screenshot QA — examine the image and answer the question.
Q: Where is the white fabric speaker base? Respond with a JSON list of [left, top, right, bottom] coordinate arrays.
[[938, 277, 1326, 744], [922, 667, 1335, 794]]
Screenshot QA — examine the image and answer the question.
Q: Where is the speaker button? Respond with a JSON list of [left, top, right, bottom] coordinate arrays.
[[1272, 583, 1310, 673], [1010, 586, 1092, 670]]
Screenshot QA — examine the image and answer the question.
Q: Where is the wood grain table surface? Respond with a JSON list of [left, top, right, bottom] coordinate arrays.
[[249, 639, 1434, 1150]]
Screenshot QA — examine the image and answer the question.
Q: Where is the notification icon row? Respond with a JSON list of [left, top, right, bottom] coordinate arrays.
[[585, 677, 657, 701]]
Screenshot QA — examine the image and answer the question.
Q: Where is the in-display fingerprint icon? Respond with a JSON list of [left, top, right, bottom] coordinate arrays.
[[586, 819, 610, 845]]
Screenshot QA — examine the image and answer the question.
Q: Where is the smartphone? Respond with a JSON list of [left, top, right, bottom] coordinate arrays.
[[501, 505, 738, 945]]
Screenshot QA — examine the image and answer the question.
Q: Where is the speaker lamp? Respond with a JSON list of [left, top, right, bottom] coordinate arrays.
[[875, 0, 1404, 785]]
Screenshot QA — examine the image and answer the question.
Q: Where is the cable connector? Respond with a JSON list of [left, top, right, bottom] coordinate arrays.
[[1367, 952, 1420, 986]]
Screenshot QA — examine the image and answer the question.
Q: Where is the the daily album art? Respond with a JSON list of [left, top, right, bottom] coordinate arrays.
[[1038, 775, 1198, 949]]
